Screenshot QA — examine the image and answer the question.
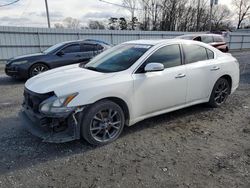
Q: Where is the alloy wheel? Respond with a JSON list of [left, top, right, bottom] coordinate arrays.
[[31, 65, 48, 77], [214, 80, 229, 105], [90, 108, 122, 143]]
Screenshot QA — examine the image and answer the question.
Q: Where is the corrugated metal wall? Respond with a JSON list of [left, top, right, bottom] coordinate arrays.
[[0, 26, 249, 63]]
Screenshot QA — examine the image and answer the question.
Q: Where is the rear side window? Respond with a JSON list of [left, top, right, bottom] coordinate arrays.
[[81, 44, 95, 52], [63, 44, 81, 53], [206, 49, 214, 59], [201, 36, 213, 43], [144, 44, 182, 69], [183, 44, 208, 64], [213, 36, 225, 42]]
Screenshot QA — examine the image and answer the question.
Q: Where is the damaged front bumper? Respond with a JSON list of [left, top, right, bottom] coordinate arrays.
[[19, 105, 84, 143]]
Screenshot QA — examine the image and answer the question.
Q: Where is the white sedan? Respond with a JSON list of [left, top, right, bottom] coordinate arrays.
[[21, 39, 240, 145]]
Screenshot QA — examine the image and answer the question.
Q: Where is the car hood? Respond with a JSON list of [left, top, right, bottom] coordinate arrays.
[[9, 53, 44, 63], [25, 64, 116, 95]]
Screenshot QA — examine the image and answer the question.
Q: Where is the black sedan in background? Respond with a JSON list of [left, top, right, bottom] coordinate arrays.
[[5, 39, 111, 79]]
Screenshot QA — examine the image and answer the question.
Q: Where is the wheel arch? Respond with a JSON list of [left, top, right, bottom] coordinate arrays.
[[28, 62, 50, 77], [97, 97, 130, 126], [220, 74, 232, 94]]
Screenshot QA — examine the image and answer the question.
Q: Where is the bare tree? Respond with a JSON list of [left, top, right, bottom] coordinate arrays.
[[54, 23, 64, 28], [233, 0, 250, 29], [110, 0, 232, 32], [63, 17, 81, 29], [88, 20, 105, 30], [123, 0, 138, 29], [212, 5, 232, 30]]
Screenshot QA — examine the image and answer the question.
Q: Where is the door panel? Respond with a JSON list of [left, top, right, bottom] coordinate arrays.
[[182, 44, 220, 102], [132, 65, 187, 118], [51, 44, 82, 67], [185, 60, 213, 102]]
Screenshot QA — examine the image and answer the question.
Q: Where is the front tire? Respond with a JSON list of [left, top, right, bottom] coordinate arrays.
[[208, 78, 230, 108], [81, 100, 125, 145], [29, 63, 49, 78]]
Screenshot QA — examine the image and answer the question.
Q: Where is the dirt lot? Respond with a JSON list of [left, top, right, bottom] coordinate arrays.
[[0, 51, 249, 188]]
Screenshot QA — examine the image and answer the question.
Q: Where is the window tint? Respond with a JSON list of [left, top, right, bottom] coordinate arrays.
[[144, 45, 182, 69], [201, 35, 213, 43], [81, 44, 95, 52], [194, 36, 202, 42], [206, 49, 214, 59], [63, 44, 81, 53], [85, 44, 151, 73], [213, 36, 224, 42], [183, 44, 208, 64]]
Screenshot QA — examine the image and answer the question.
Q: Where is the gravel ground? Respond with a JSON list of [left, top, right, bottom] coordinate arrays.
[[0, 51, 250, 188]]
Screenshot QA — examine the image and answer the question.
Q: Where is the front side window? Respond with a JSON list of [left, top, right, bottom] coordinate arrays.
[[84, 44, 151, 73], [43, 42, 66, 54], [183, 44, 208, 64], [144, 44, 182, 69], [63, 44, 81, 54], [201, 36, 214, 43]]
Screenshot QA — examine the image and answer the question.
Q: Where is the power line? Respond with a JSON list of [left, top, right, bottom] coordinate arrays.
[[0, 0, 20, 7], [99, 0, 143, 11], [19, 0, 32, 19]]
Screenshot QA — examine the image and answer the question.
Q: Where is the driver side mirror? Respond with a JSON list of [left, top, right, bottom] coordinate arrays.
[[56, 51, 64, 56], [144, 63, 164, 72]]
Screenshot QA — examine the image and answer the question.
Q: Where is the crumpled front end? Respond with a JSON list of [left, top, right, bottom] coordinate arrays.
[[20, 88, 83, 143]]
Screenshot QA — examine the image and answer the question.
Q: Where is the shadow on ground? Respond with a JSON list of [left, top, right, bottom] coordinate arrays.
[[0, 103, 212, 175], [0, 76, 24, 86]]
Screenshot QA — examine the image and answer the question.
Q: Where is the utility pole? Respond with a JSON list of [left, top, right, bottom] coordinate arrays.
[[209, 0, 218, 32], [196, 0, 201, 32], [45, 0, 51, 28], [209, 0, 213, 32]]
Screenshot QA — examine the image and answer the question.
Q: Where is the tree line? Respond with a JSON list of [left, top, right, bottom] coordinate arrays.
[[55, 0, 250, 31]]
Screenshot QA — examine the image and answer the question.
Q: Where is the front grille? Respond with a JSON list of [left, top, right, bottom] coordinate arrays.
[[23, 88, 54, 113]]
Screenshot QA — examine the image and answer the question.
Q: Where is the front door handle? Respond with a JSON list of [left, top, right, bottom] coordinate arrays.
[[175, 73, 186, 79], [210, 66, 220, 71]]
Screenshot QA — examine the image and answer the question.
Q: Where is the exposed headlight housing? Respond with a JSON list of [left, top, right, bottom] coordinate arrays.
[[39, 93, 78, 116], [12, 60, 28, 65]]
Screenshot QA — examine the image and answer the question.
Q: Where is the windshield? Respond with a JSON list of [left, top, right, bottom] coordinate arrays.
[[84, 44, 151, 73], [43, 42, 65, 54]]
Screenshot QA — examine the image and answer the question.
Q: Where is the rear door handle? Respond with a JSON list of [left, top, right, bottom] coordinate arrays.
[[175, 73, 186, 79], [210, 66, 220, 71]]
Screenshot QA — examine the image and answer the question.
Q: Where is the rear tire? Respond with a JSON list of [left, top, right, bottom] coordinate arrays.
[[208, 78, 230, 108], [80, 100, 125, 146]]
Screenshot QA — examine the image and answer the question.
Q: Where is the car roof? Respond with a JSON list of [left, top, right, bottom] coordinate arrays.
[[177, 33, 224, 38], [59, 39, 111, 46], [123, 39, 207, 46], [124, 39, 183, 45]]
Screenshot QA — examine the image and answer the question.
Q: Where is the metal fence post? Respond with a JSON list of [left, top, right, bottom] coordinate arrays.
[[241, 35, 245, 50], [110, 33, 113, 45], [229, 34, 231, 50], [37, 31, 42, 52]]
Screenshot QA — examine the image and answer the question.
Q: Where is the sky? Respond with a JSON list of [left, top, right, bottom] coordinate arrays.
[[0, 0, 233, 28]]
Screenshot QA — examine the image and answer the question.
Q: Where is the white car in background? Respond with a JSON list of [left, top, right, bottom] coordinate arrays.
[[20, 39, 240, 145]]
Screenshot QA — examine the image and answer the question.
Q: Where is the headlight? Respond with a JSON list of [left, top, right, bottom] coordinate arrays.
[[39, 93, 78, 116], [12, 60, 28, 65]]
